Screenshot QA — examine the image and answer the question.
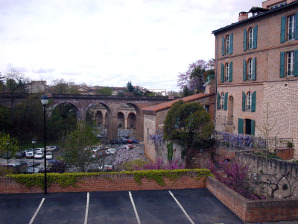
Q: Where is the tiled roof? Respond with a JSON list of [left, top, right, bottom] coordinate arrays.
[[142, 93, 213, 114]]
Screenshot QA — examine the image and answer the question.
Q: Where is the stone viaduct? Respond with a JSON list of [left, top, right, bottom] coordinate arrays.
[[0, 93, 174, 141]]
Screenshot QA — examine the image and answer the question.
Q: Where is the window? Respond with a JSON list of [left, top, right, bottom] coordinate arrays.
[[244, 25, 258, 50], [287, 51, 294, 76], [243, 58, 256, 81], [238, 118, 255, 135], [281, 13, 298, 43], [217, 92, 228, 110], [288, 15, 296, 40], [246, 91, 252, 110], [225, 63, 229, 82], [242, 91, 256, 112], [226, 35, 230, 54], [248, 59, 253, 79], [280, 50, 298, 77], [248, 28, 253, 49], [220, 92, 225, 109], [221, 33, 233, 55]]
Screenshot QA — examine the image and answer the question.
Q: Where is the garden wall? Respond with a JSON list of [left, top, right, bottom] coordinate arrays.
[[0, 171, 206, 194], [206, 177, 298, 223], [236, 153, 298, 199]]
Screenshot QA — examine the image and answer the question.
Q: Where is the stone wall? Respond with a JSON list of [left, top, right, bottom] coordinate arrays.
[[237, 153, 298, 199]]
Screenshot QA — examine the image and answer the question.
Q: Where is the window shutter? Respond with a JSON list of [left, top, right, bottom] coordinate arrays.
[[229, 61, 233, 82], [217, 93, 220, 110], [295, 13, 298, 40], [242, 91, 246, 111], [243, 29, 247, 51], [280, 52, 285, 78], [252, 91, 256, 112], [230, 33, 233, 54], [252, 57, 256, 80], [224, 92, 228, 111], [253, 25, 258, 49], [294, 50, 298, 77], [280, 16, 286, 43], [238, 118, 244, 134], [222, 37, 225, 56], [251, 120, 255, 135], [243, 59, 247, 81], [221, 63, 224, 82]]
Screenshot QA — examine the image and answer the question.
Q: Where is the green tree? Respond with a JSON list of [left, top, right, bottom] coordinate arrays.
[[95, 87, 112, 95], [163, 101, 214, 157], [51, 79, 69, 94], [60, 122, 99, 172], [126, 81, 135, 92], [0, 132, 19, 157]]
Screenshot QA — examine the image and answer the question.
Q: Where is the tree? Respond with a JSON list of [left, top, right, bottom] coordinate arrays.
[[177, 59, 215, 94], [51, 79, 69, 94], [60, 122, 99, 172], [95, 87, 112, 95], [126, 81, 135, 93], [163, 101, 214, 157], [0, 132, 19, 158]]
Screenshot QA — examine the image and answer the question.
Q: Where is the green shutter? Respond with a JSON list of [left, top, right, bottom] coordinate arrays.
[[238, 118, 244, 134], [242, 91, 246, 111], [251, 120, 255, 135], [222, 37, 225, 56], [243, 59, 247, 81], [224, 92, 228, 111], [243, 29, 247, 51], [252, 57, 256, 80], [295, 13, 298, 40], [253, 25, 258, 49], [280, 52, 285, 78], [217, 93, 220, 110], [252, 91, 256, 112], [295, 50, 298, 77], [229, 61, 233, 82], [281, 16, 286, 43], [230, 33, 233, 54], [221, 63, 224, 82]]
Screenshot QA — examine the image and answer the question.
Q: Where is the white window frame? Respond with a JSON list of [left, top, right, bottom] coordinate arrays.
[[288, 15, 295, 40], [247, 92, 252, 110], [220, 93, 225, 109], [226, 35, 230, 54], [248, 58, 253, 80], [248, 28, 253, 49], [225, 63, 229, 82], [287, 51, 294, 76]]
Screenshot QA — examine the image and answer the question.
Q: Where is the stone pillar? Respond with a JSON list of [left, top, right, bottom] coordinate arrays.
[[107, 114, 118, 140]]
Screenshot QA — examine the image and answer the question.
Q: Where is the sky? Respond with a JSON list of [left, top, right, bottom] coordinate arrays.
[[0, 0, 263, 92]]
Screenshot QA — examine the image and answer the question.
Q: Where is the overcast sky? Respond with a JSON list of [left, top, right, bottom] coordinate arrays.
[[0, 0, 263, 91]]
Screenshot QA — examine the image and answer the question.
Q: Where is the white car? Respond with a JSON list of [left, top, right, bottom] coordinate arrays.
[[35, 148, 44, 153], [106, 148, 116, 155], [26, 151, 34, 159], [34, 152, 44, 159], [46, 152, 53, 160], [47, 146, 57, 152]]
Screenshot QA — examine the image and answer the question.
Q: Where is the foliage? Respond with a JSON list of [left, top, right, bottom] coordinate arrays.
[[49, 160, 67, 173], [117, 159, 148, 171], [148, 130, 163, 147], [0, 132, 19, 156], [287, 141, 294, 148], [208, 160, 264, 200], [177, 59, 214, 94], [163, 101, 214, 154], [134, 158, 185, 170], [95, 87, 112, 95], [167, 142, 173, 161], [8, 169, 213, 189], [60, 122, 99, 172], [126, 81, 135, 93], [0, 167, 13, 176], [51, 79, 69, 94], [0, 105, 11, 132]]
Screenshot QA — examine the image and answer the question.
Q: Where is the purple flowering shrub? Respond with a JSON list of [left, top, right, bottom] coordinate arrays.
[[134, 158, 185, 170], [148, 130, 163, 147], [208, 160, 265, 200]]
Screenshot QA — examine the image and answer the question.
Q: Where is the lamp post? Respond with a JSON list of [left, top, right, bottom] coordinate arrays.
[[41, 94, 49, 194], [32, 138, 36, 173], [6, 141, 9, 169]]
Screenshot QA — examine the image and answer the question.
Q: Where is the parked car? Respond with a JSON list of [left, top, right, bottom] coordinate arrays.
[[46, 152, 53, 160], [106, 148, 116, 155], [98, 164, 113, 171], [2, 151, 12, 159], [35, 148, 44, 153], [26, 151, 34, 159], [15, 151, 26, 158], [34, 152, 44, 159], [47, 146, 58, 152]]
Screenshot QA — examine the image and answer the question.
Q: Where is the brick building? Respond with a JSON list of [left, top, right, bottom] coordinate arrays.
[[212, 0, 298, 158], [142, 81, 215, 162]]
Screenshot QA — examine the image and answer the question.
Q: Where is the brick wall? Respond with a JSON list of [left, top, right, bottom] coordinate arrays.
[[0, 172, 206, 194], [206, 176, 298, 222]]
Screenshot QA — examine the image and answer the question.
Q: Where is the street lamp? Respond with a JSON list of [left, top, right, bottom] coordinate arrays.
[[6, 141, 9, 169], [41, 94, 49, 194], [32, 138, 36, 173]]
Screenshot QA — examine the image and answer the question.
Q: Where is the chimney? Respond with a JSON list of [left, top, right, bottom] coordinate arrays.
[[238, 11, 248, 21]]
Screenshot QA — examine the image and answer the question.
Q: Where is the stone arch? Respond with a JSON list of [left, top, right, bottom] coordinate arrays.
[[50, 102, 79, 120], [124, 103, 144, 140], [127, 112, 136, 129], [117, 112, 125, 128]]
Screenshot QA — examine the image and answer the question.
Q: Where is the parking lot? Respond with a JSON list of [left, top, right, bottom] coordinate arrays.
[[0, 189, 243, 224]]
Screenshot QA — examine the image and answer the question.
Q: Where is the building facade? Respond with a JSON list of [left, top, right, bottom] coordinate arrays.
[[213, 0, 298, 158]]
